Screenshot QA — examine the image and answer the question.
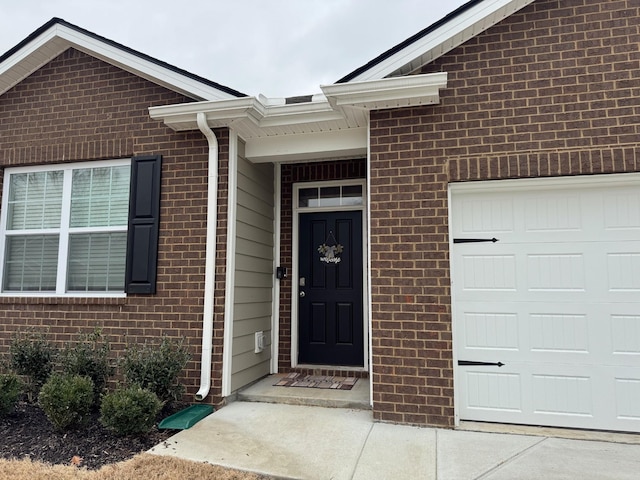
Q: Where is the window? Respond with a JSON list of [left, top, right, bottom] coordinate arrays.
[[0, 160, 131, 295], [298, 184, 364, 208]]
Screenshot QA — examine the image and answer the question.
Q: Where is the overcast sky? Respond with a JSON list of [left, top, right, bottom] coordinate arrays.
[[1, 0, 469, 98]]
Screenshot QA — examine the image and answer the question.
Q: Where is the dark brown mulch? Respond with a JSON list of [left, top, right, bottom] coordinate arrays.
[[0, 402, 178, 470]]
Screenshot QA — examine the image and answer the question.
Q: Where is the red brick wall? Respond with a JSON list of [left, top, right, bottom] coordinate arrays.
[[278, 159, 366, 376], [369, 0, 640, 426], [0, 48, 230, 405]]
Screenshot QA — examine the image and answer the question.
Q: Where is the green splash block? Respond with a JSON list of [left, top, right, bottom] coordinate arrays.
[[158, 404, 214, 430]]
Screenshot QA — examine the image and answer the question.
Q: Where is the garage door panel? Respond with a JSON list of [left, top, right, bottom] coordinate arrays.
[[451, 173, 640, 433], [458, 302, 638, 367], [603, 187, 640, 232], [613, 372, 640, 423], [607, 250, 640, 292], [456, 242, 640, 303], [453, 186, 640, 243], [463, 369, 522, 413]]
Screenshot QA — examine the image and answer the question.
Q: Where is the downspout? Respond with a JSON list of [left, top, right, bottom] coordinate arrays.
[[195, 112, 218, 401]]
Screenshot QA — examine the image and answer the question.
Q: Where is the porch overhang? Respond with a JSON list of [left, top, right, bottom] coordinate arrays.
[[149, 72, 448, 163]]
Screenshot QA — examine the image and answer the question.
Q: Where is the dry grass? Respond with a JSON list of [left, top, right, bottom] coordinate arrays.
[[0, 453, 264, 480]]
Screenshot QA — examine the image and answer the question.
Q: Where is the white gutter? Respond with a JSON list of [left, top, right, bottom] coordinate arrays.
[[195, 112, 218, 401]]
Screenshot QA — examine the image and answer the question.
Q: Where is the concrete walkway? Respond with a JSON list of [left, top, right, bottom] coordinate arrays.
[[149, 401, 640, 479]]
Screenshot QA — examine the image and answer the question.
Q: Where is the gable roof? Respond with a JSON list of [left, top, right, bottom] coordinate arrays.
[[337, 0, 536, 83], [0, 18, 246, 101]]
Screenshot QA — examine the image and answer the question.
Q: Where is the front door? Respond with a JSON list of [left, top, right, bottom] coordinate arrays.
[[298, 211, 363, 366]]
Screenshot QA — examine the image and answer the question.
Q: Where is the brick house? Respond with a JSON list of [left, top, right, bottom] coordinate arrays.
[[1, 0, 639, 433]]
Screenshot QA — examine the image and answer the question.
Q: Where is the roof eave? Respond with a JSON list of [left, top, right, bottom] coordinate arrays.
[[338, 0, 536, 83], [0, 18, 246, 100], [321, 72, 448, 111]]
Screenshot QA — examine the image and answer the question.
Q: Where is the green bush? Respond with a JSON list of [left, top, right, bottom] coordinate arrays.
[[38, 373, 94, 431], [60, 329, 114, 406], [99, 385, 163, 436], [10, 330, 56, 402], [0, 373, 22, 416], [122, 336, 191, 405]]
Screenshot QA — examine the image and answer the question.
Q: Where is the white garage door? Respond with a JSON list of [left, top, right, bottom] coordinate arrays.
[[451, 173, 640, 433]]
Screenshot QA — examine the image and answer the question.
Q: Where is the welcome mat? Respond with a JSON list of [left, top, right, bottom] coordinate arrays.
[[274, 373, 358, 390]]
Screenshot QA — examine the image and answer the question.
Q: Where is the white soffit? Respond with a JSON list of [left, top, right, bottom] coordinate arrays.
[[347, 0, 536, 82], [0, 21, 241, 101]]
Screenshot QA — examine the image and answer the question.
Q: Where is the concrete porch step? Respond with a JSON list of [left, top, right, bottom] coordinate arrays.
[[237, 374, 371, 410]]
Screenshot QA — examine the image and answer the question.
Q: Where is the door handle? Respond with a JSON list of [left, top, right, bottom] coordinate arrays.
[[299, 291, 306, 298]]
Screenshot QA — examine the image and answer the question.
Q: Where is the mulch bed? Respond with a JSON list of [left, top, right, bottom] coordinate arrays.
[[0, 402, 178, 470]]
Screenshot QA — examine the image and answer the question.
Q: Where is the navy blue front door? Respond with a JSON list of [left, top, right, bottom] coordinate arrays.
[[298, 211, 363, 366]]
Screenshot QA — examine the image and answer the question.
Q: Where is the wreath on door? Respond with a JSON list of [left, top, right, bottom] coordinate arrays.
[[318, 231, 343, 264]]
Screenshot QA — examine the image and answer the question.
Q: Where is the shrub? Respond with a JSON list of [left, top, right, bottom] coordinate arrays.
[[60, 329, 114, 406], [100, 385, 163, 436], [9, 330, 56, 402], [122, 336, 191, 405], [0, 373, 22, 416], [38, 373, 94, 431]]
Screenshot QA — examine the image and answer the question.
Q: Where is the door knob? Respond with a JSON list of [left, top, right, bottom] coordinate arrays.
[[299, 291, 306, 298]]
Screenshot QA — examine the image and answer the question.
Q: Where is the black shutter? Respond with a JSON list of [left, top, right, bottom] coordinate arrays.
[[125, 155, 162, 294]]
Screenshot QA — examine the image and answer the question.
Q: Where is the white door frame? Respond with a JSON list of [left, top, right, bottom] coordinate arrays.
[[291, 179, 369, 370]]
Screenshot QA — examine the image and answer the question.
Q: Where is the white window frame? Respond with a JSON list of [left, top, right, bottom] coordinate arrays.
[[0, 159, 130, 297]]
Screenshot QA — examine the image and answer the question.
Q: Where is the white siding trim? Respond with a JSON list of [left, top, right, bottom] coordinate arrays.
[[221, 131, 239, 397], [271, 162, 282, 373]]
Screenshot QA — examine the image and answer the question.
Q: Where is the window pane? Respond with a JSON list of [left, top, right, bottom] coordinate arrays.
[[67, 232, 126, 292], [342, 185, 363, 206], [319, 186, 341, 207], [70, 165, 130, 228], [7, 171, 63, 230], [3, 235, 59, 291], [298, 188, 318, 208]]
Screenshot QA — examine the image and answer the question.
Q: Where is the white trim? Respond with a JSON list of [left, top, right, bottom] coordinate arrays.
[[321, 73, 448, 111], [291, 179, 368, 369], [346, 0, 536, 82], [1, 23, 238, 101], [245, 128, 368, 164], [271, 162, 282, 374], [366, 119, 374, 407], [448, 185, 461, 427], [221, 130, 239, 398], [0, 158, 130, 298], [450, 171, 640, 193]]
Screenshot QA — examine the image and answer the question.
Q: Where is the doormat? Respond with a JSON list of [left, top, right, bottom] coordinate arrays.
[[273, 373, 358, 390]]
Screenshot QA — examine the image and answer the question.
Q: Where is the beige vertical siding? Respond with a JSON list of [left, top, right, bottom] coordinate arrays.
[[230, 141, 275, 392]]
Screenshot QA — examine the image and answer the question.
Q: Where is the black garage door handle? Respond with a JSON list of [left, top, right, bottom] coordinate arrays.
[[453, 238, 499, 244], [458, 360, 505, 367]]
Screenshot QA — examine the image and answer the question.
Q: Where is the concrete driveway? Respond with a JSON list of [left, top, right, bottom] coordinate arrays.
[[149, 401, 640, 479]]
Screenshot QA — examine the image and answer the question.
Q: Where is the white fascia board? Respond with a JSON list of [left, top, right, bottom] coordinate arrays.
[[149, 97, 262, 130], [0, 23, 237, 101], [349, 0, 535, 82], [150, 95, 347, 132], [0, 29, 58, 73], [54, 25, 238, 101], [257, 100, 345, 128], [321, 72, 448, 111], [245, 128, 367, 163], [0, 31, 68, 94]]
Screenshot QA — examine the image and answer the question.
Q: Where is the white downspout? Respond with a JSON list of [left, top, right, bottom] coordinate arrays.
[[195, 112, 218, 401]]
